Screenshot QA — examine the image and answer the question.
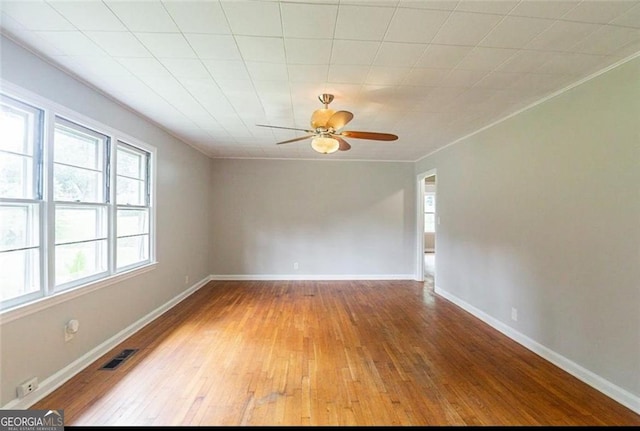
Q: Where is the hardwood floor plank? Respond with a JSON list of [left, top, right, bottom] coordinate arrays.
[[31, 280, 640, 426]]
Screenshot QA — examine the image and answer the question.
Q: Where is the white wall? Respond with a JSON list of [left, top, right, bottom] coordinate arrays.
[[415, 56, 640, 402], [0, 36, 211, 406], [209, 158, 416, 278]]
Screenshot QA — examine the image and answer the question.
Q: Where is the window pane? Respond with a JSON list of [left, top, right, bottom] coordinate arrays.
[[0, 248, 39, 301], [56, 205, 106, 244], [117, 146, 145, 179], [425, 194, 436, 212], [0, 203, 39, 252], [0, 152, 33, 198], [117, 235, 149, 269], [54, 123, 103, 169], [117, 176, 145, 206], [424, 214, 435, 233], [117, 208, 148, 237], [0, 105, 31, 155], [54, 164, 103, 202], [55, 239, 107, 286]]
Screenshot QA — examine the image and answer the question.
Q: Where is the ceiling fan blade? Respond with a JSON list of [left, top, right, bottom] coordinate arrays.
[[256, 124, 314, 133], [276, 134, 315, 145], [333, 136, 351, 151], [310, 108, 336, 129], [326, 110, 354, 130], [340, 130, 398, 141]]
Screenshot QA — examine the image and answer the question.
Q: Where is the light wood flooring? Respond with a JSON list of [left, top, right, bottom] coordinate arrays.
[[33, 280, 640, 426], [424, 251, 435, 288]]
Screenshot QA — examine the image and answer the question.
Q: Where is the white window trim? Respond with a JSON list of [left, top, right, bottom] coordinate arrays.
[[0, 80, 158, 319]]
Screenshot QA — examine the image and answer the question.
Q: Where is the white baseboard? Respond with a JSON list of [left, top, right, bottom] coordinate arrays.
[[1, 275, 211, 410], [209, 274, 415, 281], [434, 285, 640, 415]]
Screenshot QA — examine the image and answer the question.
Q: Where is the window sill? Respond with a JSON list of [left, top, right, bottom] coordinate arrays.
[[0, 262, 158, 324]]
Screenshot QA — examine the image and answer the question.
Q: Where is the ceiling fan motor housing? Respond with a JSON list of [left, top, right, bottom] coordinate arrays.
[[318, 93, 334, 106]]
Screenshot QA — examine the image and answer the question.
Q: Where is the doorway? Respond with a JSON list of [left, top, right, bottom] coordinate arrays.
[[423, 175, 436, 288], [416, 170, 436, 288]]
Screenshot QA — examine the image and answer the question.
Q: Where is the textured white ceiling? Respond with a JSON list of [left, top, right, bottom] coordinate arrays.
[[1, 0, 639, 161]]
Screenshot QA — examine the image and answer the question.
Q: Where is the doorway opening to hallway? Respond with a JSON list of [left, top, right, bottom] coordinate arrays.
[[416, 169, 436, 288], [423, 175, 436, 289]]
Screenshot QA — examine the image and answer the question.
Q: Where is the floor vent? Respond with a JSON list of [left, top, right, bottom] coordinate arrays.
[[100, 349, 138, 370]]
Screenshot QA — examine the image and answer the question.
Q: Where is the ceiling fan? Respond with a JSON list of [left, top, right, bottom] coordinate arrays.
[[257, 94, 398, 154]]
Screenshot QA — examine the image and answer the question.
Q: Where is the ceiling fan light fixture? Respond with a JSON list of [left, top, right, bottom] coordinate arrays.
[[311, 136, 339, 154]]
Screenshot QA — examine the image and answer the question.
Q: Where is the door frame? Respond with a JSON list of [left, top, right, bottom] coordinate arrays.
[[415, 168, 437, 281]]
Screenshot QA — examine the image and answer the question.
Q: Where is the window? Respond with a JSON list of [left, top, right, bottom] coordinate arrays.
[[116, 142, 150, 270], [0, 95, 43, 308], [424, 192, 436, 233], [0, 88, 155, 312], [54, 118, 110, 289]]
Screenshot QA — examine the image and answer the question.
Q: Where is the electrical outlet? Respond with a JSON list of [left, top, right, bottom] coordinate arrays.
[[65, 319, 80, 342], [17, 377, 38, 398], [511, 307, 518, 321], [293, 262, 299, 270], [185, 275, 189, 285]]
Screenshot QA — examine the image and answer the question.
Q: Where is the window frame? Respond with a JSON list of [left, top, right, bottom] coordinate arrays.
[[0, 81, 157, 319]]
